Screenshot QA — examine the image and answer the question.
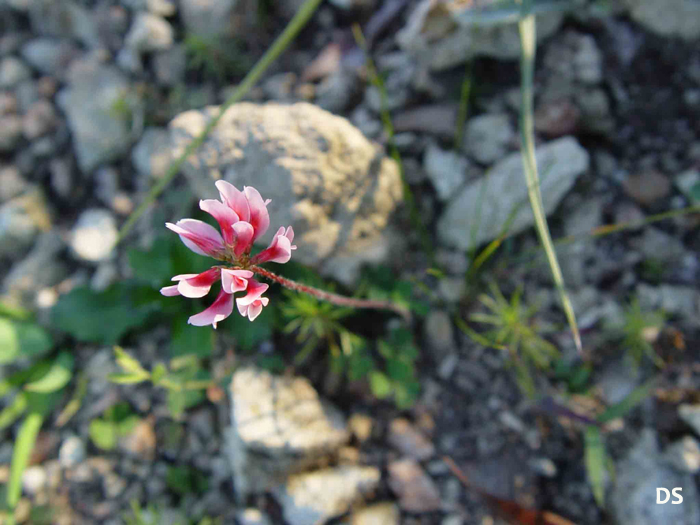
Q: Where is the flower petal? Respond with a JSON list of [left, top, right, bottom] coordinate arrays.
[[244, 186, 270, 241], [232, 221, 254, 256], [199, 199, 239, 245], [251, 225, 296, 264], [236, 279, 269, 306], [175, 268, 221, 298], [188, 289, 234, 329], [221, 268, 254, 294], [166, 219, 224, 258], [160, 285, 180, 296], [216, 181, 250, 223], [247, 301, 264, 321]]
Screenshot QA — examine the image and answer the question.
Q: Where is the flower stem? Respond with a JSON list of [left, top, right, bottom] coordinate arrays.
[[250, 265, 410, 321]]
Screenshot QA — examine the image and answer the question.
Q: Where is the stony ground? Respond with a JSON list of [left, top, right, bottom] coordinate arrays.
[[1, 1, 700, 524]]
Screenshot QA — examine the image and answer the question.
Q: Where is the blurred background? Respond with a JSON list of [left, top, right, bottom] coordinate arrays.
[[1, 0, 699, 524]]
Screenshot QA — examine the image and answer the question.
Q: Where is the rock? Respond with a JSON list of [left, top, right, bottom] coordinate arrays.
[[350, 503, 400, 525], [21, 466, 46, 495], [0, 188, 50, 260], [153, 44, 187, 86], [348, 413, 373, 443], [438, 137, 590, 250], [236, 508, 273, 525], [623, 170, 671, 206], [543, 30, 603, 86], [397, 0, 564, 71], [576, 88, 614, 135], [623, 0, 700, 40], [679, 404, 700, 436], [20, 38, 76, 77], [630, 228, 687, 264], [131, 127, 172, 180], [394, 104, 458, 138], [274, 466, 380, 525], [675, 169, 700, 204], [664, 436, 700, 474], [424, 310, 454, 358], [0, 165, 28, 203], [610, 429, 700, 525], [69, 208, 118, 263], [227, 367, 350, 498], [0, 115, 22, 152], [423, 144, 468, 201], [0, 57, 31, 88], [463, 113, 514, 165], [118, 419, 157, 461], [316, 69, 360, 114], [58, 60, 136, 173], [125, 12, 174, 52], [147, 0, 177, 16], [388, 418, 435, 461], [27, 1, 100, 48], [169, 102, 403, 285], [387, 459, 442, 513], [116, 48, 143, 75], [0, 92, 18, 116], [1, 232, 66, 310], [534, 99, 581, 138], [22, 99, 57, 140], [59, 435, 86, 469], [180, 0, 238, 40]]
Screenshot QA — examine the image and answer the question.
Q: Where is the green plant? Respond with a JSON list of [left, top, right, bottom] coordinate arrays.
[[88, 401, 141, 451], [607, 298, 665, 368], [459, 283, 557, 397], [124, 500, 221, 525], [184, 34, 251, 81]]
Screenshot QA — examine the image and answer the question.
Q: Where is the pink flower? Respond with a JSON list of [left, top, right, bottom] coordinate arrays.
[[252, 226, 297, 264], [236, 280, 270, 322], [161, 183, 293, 327]]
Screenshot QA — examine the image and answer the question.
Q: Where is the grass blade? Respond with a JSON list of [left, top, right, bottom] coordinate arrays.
[[118, 0, 325, 242], [584, 425, 607, 508], [597, 377, 658, 424], [518, 9, 581, 353], [7, 411, 43, 510]]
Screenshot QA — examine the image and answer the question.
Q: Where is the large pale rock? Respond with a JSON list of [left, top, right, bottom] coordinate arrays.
[[437, 137, 589, 250], [397, 0, 566, 71], [274, 466, 381, 525], [169, 102, 403, 285], [227, 367, 350, 499], [623, 0, 700, 40], [58, 60, 136, 173]]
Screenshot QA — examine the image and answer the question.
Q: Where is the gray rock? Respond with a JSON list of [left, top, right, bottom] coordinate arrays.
[[544, 31, 603, 86], [20, 38, 76, 77], [58, 60, 136, 173], [438, 137, 590, 250], [274, 466, 381, 525], [0, 92, 18, 116], [180, 0, 238, 40], [610, 429, 700, 525], [59, 435, 87, 468], [631, 228, 687, 264], [0, 165, 28, 203], [116, 48, 143, 75], [22, 99, 57, 140], [169, 102, 404, 285], [0, 188, 49, 260], [387, 458, 442, 513], [463, 113, 514, 165], [664, 436, 700, 474], [227, 367, 350, 499], [424, 310, 454, 358], [679, 404, 700, 436], [0, 115, 23, 152], [388, 418, 435, 461], [350, 503, 400, 525], [131, 127, 172, 181], [397, 0, 564, 71], [423, 144, 468, 201], [28, 1, 100, 48], [675, 169, 700, 204], [125, 12, 174, 53], [94, 166, 120, 206], [153, 44, 187, 86], [236, 509, 273, 525], [0, 57, 31, 88], [316, 69, 360, 114], [623, 0, 700, 40], [69, 208, 118, 262]]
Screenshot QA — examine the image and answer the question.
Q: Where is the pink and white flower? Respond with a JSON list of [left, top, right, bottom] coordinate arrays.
[[161, 183, 293, 327]]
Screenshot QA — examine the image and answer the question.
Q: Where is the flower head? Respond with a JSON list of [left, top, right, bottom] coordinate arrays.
[[160, 182, 293, 327]]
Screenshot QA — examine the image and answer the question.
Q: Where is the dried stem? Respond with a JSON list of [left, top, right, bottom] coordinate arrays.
[[250, 265, 410, 321]]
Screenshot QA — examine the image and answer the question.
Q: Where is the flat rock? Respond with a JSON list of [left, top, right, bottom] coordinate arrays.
[[438, 137, 590, 250], [623, 0, 700, 40], [0, 57, 31, 88], [423, 144, 468, 201], [169, 102, 403, 286], [227, 367, 350, 498], [463, 113, 514, 165], [131, 127, 172, 181], [58, 60, 136, 173], [275, 466, 381, 525], [69, 208, 117, 263], [622, 170, 671, 206], [388, 418, 435, 461], [387, 459, 442, 513], [350, 502, 400, 525], [125, 12, 174, 53]]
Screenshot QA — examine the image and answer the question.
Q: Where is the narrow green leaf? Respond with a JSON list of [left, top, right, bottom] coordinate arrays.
[[114, 347, 150, 377], [597, 377, 658, 424], [108, 373, 150, 385], [7, 412, 43, 509], [584, 425, 607, 508], [25, 352, 74, 393], [0, 393, 28, 430], [0, 318, 53, 365]]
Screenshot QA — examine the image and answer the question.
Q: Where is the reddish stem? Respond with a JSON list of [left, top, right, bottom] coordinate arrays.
[[250, 265, 410, 320]]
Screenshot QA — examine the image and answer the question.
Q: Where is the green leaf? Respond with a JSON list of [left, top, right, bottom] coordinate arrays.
[[151, 363, 167, 384], [7, 412, 44, 510], [369, 371, 392, 399], [170, 319, 214, 358], [116, 415, 141, 436], [52, 285, 156, 344], [0, 301, 32, 321], [24, 352, 74, 393], [584, 425, 607, 508], [108, 373, 150, 385], [0, 392, 28, 430], [689, 181, 700, 204], [167, 390, 187, 419], [114, 347, 150, 377], [165, 466, 209, 496], [223, 302, 273, 351], [393, 380, 420, 410], [597, 377, 658, 424], [0, 318, 53, 365], [127, 237, 174, 285], [386, 358, 414, 383], [89, 419, 118, 450]]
